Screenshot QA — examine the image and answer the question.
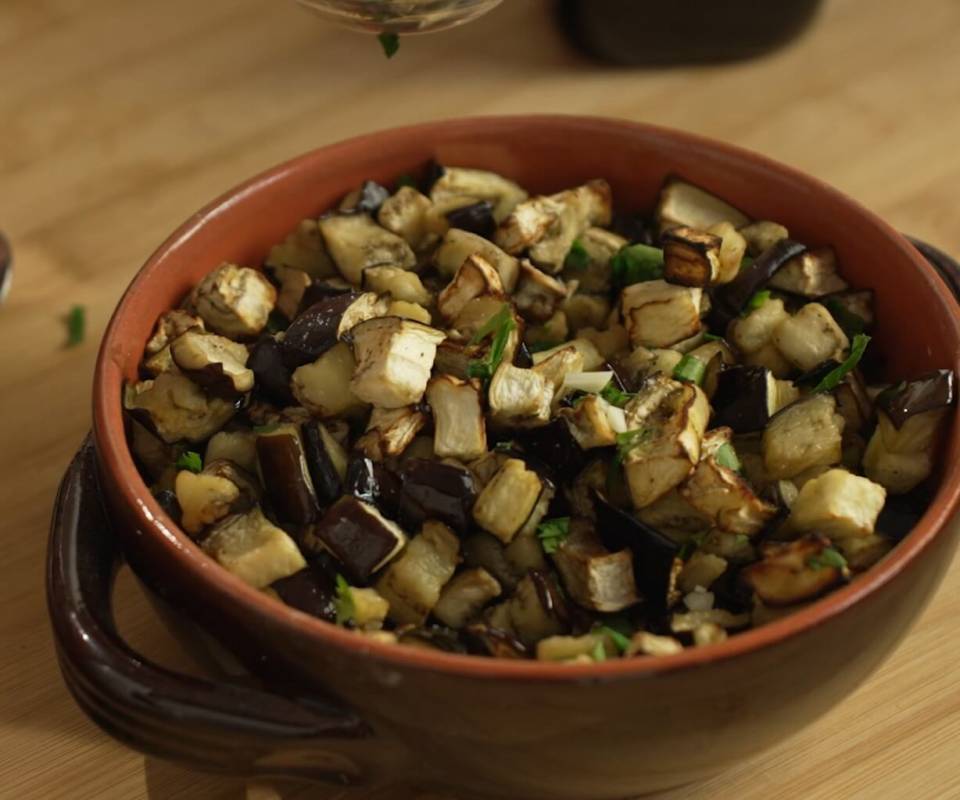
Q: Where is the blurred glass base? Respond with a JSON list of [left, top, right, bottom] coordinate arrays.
[[293, 0, 503, 34]]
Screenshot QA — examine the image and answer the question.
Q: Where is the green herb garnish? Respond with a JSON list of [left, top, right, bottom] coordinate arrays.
[[467, 304, 516, 383], [678, 531, 709, 561], [702, 332, 724, 342], [673, 354, 706, 385], [812, 333, 870, 394], [739, 254, 755, 272], [334, 574, 355, 626], [252, 423, 281, 435], [537, 517, 571, 554], [615, 428, 653, 463], [744, 289, 770, 313], [600, 380, 631, 408], [65, 304, 86, 347], [610, 243, 664, 287], [378, 32, 400, 59], [175, 451, 203, 473], [714, 442, 741, 473], [807, 547, 848, 571], [591, 641, 608, 662], [493, 440, 519, 453], [564, 239, 591, 271], [825, 298, 868, 337], [597, 625, 631, 654]]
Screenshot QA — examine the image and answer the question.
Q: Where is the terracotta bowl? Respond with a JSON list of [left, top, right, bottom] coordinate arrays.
[[47, 116, 960, 799]]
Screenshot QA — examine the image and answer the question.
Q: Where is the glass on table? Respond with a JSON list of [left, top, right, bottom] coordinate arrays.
[[293, 0, 503, 34]]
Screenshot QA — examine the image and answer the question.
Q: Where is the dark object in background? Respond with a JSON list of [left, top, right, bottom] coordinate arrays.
[[557, 0, 823, 65]]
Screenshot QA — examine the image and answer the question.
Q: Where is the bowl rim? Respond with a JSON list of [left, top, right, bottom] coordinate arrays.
[[93, 114, 960, 682]]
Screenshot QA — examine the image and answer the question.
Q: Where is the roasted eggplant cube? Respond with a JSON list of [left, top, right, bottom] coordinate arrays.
[[375, 520, 460, 626], [189, 263, 277, 339], [169, 330, 254, 396], [655, 178, 750, 233], [255, 424, 320, 525], [513, 417, 587, 480], [662, 226, 723, 287], [398, 458, 477, 533], [433, 568, 503, 629], [433, 228, 520, 291], [318, 213, 416, 285], [426, 375, 488, 461], [741, 535, 844, 607], [472, 458, 544, 544], [772, 302, 849, 372], [488, 363, 553, 427], [762, 394, 845, 479], [291, 342, 367, 419], [270, 561, 339, 622], [347, 317, 445, 408], [300, 420, 348, 507], [355, 405, 427, 461], [247, 337, 294, 406], [266, 220, 337, 278], [786, 468, 886, 539], [430, 166, 529, 223], [362, 265, 433, 306], [552, 520, 638, 612], [712, 366, 788, 434], [307, 496, 407, 581], [513, 261, 569, 322], [437, 254, 504, 323], [767, 247, 848, 298], [202, 507, 306, 589], [621, 280, 703, 349], [174, 469, 240, 536], [124, 372, 238, 444], [346, 456, 402, 519], [679, 452, 777, 537], [497, 571, 569, 648], [281, 292, 387, 369], [864, 406, 951, 494], [377, 186, 434, 250]]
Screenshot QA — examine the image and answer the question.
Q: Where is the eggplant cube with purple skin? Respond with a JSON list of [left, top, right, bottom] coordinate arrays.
[[426, 375, 487, 461], [437, 254, 504, 323], [430, 166, 529, 223], [433, 568, 503, 629], [255, 424, 321, 525], [621, 280, 703, 349], [189, 263, 277, 339], [347, 317, 445, 409], [124, 372, 238, 444], [318, 213, 416, 286], [355, 405, 428, 461], [433, 228, 521, 290], [552, 520, 638, 613], [169, 330, 254, 395], [655, 178, 750, 234], [662, 226, 723, 287]]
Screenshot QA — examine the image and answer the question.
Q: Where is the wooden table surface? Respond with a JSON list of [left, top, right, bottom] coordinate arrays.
[[3, 0, 960, 797]]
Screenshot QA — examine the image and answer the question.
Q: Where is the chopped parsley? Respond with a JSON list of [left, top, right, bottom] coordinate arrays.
[[591, 640, 608, 662], [702, 331, 724, 342], [597, 625, 631, 654], [610, 243, 664, 287], [377, 32, 400, 59], [600, 380, 631, 408], [252, 423, 281, 435], [334, 574, 355, 626], [65, 304, 86, 347], [739, 254, 755, 272], [537, 517, 571, 554], [493, 440, 519, 453], [714, 442, 741, 473], [564, 239, 591, 271], [673, 354, 706, 385], [744, 289, 770, 313], [467, 304, 516, 383], [528, 339, 561, 353], [812, 333, 871, 394], [807, 547, 848, 571], [825, 298, 867, 337], [175, 451, 203, 473], [615, 428, 653, 463]]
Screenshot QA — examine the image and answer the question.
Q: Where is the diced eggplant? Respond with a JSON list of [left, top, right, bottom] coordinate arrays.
[[552, 519, 638, 612], [727, 294, 790, 359], [463, 623, 528, 659], [532, 337, 605, 370], [594, 491, 681, 612], [713, 365, 786, 433], [202, 507, 306, 589], [433, 568, 502, 629], [124, 372, 238, 444], [785, 468, 886, 539], [255, 424, 320, 525], [289, 343, 363, 419], [269, 560, 339, 622], [462, 532, 518, 593], [301, 420, 348, 506], [563, 292, 612, 332], [532, 345, 585, 395], [246, 336, 294, 406], [499, 571, 570, 648], [446, 200, 497, 239], [189, 263, 277, 339], [670, 608, 750, 633], [636, 489, 711, 539], [341, 180, 391, 214], [472, 458, 544, 544], [426, 375, 487, 461], [738, 220, 789, 256], [376, 186, 435, 251], [265, 220, 337, 279], [625, 631, 684, 657], [396, 625, 466, 653], [741, 534, 845, 607], [762, 394, 845, 479], [662, 226, 722, 287], [836, 534, 894, 572], [345, 456, 402, 519], [169, 331, 253, 397], [768, 247, 848, 298], [201, 458, 260, 511], [875, 369, 955, 428], [678, 551, 728, 594], [691, 623, 728, 647], [433, 228, 520, 292], [281, 292, 387, 369], [128, 416, 178, 484], [621, 378, 710, 508], [375, 521, 460, 625], [386, 300, 431, 325], [834, 371, 872, 433], [174, 469, 240, 536], [205, 430, 258, 473], [347, 316, 445, 408], [513, 261, 569, 322], [655, 177, 750, 233], [705, 222, 748, 285], [299, 277, 355, 310], [772, 302, 849, 372], [361, 266, 433, 306], [355, 405, 427, 461], [559, 395, 619, 450], [318, 213, 416, 285], [620, 280, 703, 349], [265, 264, 313, 321], [488, 363, 553, 428], [823, 289, 875, 332], [536, 631, 616, 662], [712, 238, 806, 325], [398, 458, 478, 534], [437, 254, 504, 323], [561, 227, 627, 294], [512, 417, 587, 482], [304, 496, 407, 581], [430, 166, 528, 223], [146, 310, 205, 355]]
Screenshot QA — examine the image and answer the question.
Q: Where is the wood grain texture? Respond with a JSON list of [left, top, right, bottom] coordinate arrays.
[[1, 0, 959, 797]]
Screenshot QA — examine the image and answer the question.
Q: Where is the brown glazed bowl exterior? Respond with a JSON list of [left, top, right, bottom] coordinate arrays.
[[89, 116, 960, 798]]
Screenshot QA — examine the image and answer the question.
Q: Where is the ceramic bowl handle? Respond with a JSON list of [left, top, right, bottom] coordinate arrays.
[[909, 237, 960, 299], [47, 437, 373, 781]]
